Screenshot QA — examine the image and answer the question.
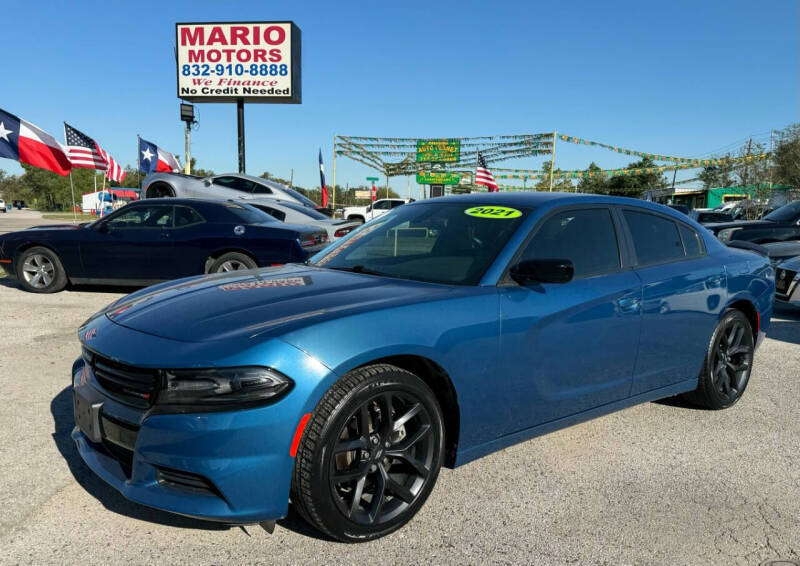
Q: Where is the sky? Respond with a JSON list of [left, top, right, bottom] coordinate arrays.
[[1, 0, 798, 199]]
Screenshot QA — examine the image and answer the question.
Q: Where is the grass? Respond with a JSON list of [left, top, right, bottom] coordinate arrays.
[[41, 212, 99, 221]]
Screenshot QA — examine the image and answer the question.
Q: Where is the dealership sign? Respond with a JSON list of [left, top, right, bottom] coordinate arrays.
[[176, 21, 302, 103], [416, 139, 460, 163], [416, 171, 467, 185]]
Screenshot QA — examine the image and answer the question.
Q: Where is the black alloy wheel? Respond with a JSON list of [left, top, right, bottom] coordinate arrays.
[[684, 309, 754, 409], [292, 365, 444, 542], [328, 390, 435, 526]]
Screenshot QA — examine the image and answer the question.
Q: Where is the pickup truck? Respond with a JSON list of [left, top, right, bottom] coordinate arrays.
[[342, 198, 410, 224]]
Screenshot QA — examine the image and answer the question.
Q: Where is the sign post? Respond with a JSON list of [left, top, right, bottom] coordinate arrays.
[[175, 21, 302, 172]]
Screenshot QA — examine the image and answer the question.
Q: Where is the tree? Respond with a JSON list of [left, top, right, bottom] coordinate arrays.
[[534, 162, 574, 191], [577, 162, 608, 194], [698, 156, 735, 189], [773, 124, 800, 188], [604, 157, 667, 198], [733, 141, 769, 187]]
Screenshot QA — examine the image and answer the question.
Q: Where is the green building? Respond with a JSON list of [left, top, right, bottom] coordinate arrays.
[[670, 183, 794, 209]]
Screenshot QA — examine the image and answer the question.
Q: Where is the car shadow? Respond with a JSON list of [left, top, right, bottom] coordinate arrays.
[[51, 386, 331, 540]]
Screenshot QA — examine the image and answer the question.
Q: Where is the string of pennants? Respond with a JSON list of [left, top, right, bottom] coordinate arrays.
[[493, 153, 770, 180], [334, 132, 771, 181]]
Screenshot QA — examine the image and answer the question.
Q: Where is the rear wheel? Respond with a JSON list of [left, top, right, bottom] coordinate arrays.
[[292, 364, 445, 542], [145, 182, 175, 199], [209, 252, 257, 273], [683, 309, 754, 409], [16, 246, 67, 293]]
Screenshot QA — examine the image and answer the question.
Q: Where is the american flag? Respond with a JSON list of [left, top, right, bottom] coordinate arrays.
[[64, 123, 108, 170], [475, 151, 499, 192], [98, 147, 126, 183]]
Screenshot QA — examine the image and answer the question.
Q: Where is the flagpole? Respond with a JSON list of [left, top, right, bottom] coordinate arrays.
[[68, 172, 77, 224], [332, 133, 337, 213], [549, 130, 557, 192], [137, 134, 141, 194], [63, 122, 77, 223]]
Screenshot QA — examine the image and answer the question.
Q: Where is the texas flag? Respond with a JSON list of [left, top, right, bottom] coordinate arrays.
[[139, 137, 181, 174], [0, 108, 71, 176]]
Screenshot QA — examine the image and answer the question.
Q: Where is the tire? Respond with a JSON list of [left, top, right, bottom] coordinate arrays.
[[145, 182, 175, 199], [16, 246, 68, 293], [292, 364, 445, 542], [208, 252, 257, 273], [682, 309, 755, 410]]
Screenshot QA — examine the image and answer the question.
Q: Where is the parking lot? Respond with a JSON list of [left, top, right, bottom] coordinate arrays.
[[0, 210, 798, 565]]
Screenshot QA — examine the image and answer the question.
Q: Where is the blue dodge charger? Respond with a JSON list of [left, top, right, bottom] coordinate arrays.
[[71, 193, 774, 541]]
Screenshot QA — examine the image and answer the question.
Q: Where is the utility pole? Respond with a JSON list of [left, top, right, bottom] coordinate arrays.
[[184, 123, 191, 174], [548, 130, 557, 191], [289, 168, 294, 188], [236, 99, 246, 173], [742, 137, 753, 187]]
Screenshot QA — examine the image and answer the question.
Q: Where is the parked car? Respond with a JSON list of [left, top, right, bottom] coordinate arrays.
[[666, 203, 689, 215], [0, 198, 6, 213], [688, 209, 734, 224], [71, 193, 772, 541], [774, 256, 800, 307], [0, 198, 327, 293], [247, 199, 359, 241], [342, 198, 410, 223], [142, 172, 323, 211], [706, 200, 800, 244]]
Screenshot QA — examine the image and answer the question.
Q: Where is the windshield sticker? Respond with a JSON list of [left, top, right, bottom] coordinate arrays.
[[219, 276, 310, 291], [464, 206, 522, 219]]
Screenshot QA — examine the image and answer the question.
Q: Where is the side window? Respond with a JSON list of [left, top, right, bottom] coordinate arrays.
[[679, 224, 703, 258], [623, 210, 685, 266], [213, 176, 254, 193], [389, 200, 405, 208], [256, 205, 286, 222], [174, 206, 205, 228], [373, 201, 391, 210], [251, 183, 273, 195], [107, 205, 173, 229], [519, 208, 620, 278]]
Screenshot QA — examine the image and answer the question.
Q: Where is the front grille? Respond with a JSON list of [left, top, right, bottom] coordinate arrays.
[[84, 348, 160, 408], [156, 466, 223, 498]]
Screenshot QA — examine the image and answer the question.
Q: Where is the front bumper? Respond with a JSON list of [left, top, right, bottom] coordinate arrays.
[[70, 327, 335, 524]]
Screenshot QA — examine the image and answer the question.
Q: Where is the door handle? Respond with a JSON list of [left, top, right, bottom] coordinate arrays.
[[616, 296, 640, 313], [160, 232, 170, 239]]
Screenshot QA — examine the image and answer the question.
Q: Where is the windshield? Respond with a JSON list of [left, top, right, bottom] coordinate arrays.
[[284, 187, 318, 208], [281, 201, 329, 220], [763, 201, 800, 222], [310, 202, 528, 285]]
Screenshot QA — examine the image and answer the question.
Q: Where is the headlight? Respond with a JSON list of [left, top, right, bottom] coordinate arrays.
[[717, 227, 741, 242], [159, 366, 292, 406]]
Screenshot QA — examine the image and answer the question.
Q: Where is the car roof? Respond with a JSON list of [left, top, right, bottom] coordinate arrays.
[[406, 191, 667, 210]]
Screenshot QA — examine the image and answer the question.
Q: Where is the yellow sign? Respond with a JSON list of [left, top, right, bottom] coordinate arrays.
[[464, 206, 522, 219]]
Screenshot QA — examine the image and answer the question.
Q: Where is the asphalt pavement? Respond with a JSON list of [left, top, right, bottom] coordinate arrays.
[[0, 210, 798, 565]]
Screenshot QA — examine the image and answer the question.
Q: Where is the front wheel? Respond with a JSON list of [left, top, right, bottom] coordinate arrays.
[[16, 246, 68, 293], [292, 364, 445, 542], [683, 309, 754, 409]]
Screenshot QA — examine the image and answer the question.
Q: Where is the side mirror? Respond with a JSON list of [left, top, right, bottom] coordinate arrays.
[[510, 259, 574, 284]]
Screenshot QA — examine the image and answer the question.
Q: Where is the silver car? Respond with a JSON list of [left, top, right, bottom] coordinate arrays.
[[143, 172, 321, 210], [248, 199, 359, 241], [775, 256, 800, 307]]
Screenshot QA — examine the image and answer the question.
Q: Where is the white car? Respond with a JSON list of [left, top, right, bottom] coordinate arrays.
[[247, 199, 360, 241], [342, 198, 410, 224], [0, 198, 5, 213]]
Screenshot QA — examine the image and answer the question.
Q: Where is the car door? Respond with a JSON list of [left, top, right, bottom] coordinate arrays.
[[370, 200, 392, 220], [497, 206, 642, 433], [80, 204, 175, 281], [164, 205, 212, 278], [619, 208, 726, 395]]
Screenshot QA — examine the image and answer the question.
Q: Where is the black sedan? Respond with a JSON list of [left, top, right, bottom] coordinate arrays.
[[706, 200, 800, 244], [0, 198, 328, 293]]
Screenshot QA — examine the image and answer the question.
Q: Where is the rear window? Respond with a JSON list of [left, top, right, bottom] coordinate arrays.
[[623, 210, 685, 266], [763, 200, 800, 222], [221, 202, 274, 224], [284, 188, 318, 208], [281, 201, 329, 220]]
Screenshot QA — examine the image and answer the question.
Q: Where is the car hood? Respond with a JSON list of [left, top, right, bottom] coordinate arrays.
[[104, 265, 453, 343], [704, 220, 770, 231], [23, 224, 84, 231], [777, 255, 800, 270]]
